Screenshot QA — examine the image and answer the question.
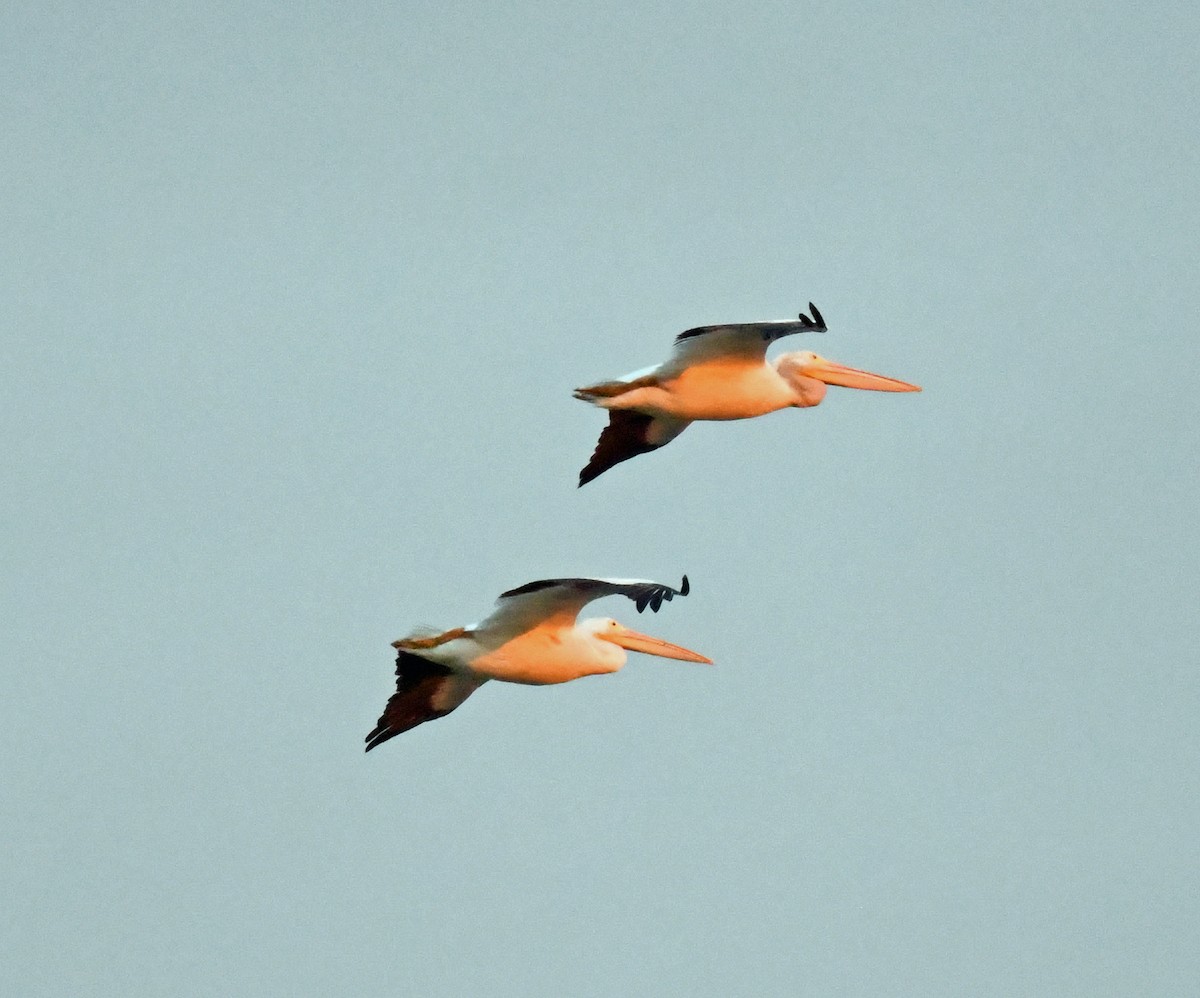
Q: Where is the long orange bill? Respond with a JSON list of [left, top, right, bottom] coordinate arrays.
[[810, 359, 921, 392], [607, 627, 713, 664]]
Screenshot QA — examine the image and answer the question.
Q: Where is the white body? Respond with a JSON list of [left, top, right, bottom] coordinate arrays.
[[416, 621, 625, 685], [600, 357, 799, 421]]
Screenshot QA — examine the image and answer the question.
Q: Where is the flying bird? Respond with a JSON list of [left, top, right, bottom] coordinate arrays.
[[365, 576, 710, 751], [574, 303, 921, 485]]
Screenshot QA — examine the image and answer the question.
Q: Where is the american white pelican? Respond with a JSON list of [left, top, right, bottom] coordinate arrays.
[[574, 303, 921, 485], [365, 576, 710, 750]]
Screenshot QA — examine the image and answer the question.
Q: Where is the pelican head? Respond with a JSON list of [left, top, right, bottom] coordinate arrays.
[[776, 351, 922, 408], [583, 618, 713, 664]]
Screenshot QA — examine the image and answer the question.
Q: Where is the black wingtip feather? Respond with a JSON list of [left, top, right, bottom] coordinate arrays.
[[364, 652, 458, 751], [578, 410, 663, 487], [636, 575, 691, 613]]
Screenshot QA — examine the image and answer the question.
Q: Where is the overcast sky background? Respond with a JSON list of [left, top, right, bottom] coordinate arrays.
[[4, 1, 1199, 995]]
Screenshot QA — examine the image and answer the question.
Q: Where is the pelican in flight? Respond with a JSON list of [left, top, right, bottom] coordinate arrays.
[[365, 576, 710, 750], [574, 303, 921, 485]]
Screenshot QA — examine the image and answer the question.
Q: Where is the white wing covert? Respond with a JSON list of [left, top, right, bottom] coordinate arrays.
[[664, 303, 826, 374], [480, 576, 692, 633]]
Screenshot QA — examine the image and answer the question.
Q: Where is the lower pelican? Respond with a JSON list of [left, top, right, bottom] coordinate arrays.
[[365, 576, 710, 750]]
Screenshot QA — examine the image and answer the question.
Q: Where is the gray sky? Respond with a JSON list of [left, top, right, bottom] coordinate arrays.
[[4, 1, 1199, 995]]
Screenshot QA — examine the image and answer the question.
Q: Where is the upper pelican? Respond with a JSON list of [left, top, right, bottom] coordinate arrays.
[[365, 576, 710, 750], [574, 303, 921, 485]]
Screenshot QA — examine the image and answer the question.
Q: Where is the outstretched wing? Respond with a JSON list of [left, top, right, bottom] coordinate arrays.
[[573, 305, 827, 401], [364, 650, 484, 751], [667, 303, 827, 370], [578, 410, 690, 486], [480, 575, 693, 634]]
